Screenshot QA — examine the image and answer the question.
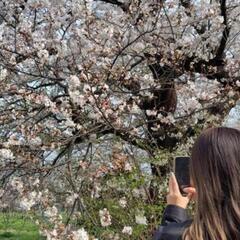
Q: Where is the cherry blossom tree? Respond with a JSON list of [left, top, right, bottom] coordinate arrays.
[[0, 0, 239, 239]]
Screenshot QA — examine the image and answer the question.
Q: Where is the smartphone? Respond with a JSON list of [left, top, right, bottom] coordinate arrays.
[[174, 157, 190, 195]]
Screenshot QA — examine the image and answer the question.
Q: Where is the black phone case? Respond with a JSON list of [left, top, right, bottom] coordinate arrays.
[[174, 157, 190, 195]]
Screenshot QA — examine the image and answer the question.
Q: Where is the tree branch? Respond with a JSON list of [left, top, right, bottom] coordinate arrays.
[[214, 0, 230, 60], [93, 0, 130, 12]]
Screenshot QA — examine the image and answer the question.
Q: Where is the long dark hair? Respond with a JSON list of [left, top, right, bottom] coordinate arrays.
[[183, 127, 240, 240]]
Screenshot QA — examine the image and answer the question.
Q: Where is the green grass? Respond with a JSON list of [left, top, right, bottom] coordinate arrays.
[[0, 212, 44, 240]]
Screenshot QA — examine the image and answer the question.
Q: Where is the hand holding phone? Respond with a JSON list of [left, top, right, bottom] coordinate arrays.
[[167, 172, 194, 209]]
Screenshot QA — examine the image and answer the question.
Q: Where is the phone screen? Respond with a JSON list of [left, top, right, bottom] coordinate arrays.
[[174, 157, 190, 194]]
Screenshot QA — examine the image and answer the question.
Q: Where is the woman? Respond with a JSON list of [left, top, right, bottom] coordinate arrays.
[[153, 127, 240, 240]]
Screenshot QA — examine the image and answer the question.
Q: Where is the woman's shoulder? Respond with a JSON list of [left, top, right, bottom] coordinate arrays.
[[153, 219, 192, 240]]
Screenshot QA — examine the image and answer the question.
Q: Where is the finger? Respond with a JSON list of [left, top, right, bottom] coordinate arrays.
[[186, 192, 193, 201], [183, 187, 196, 201], [183, 187, 196, 194], [169, 172, 181, 195]]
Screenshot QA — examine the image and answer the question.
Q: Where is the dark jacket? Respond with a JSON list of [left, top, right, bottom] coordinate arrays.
[[153, 205, 192, 240]]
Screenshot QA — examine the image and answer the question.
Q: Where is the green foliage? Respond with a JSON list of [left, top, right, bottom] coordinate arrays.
[[58, 166, 168, 239]]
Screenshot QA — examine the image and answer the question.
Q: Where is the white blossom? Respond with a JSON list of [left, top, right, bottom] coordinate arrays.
[[122, 226, 133, 235], [72, 228, 89, 240], [83, 84, 91, 93], [69, 75, 81, 89], [65, 118, 76, 128], [146, 110, 157, 116], [37, 49, 49, 63], [19, 197, 35, 211], [91, 183, 101, 198], [0, 69, 8, 81], [32, 178, 40, 186], [0, 149, 14, 159], [10, 178, 24, 193], [185, 98, 200, 112], [65, 193, 78, 207], [119, 197, 127, 208], [99, 208, 112, 227], [135, 214, 148, 225], [30, 137, 42, 146], [44, 206, 58, 219], [124, 162, 132, 172]]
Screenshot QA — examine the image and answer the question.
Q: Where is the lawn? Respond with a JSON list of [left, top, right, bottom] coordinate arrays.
[[0, 212, 44, 240]]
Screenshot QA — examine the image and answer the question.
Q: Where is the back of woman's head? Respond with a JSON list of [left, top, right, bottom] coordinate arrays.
[[183, 127, 240, 240]]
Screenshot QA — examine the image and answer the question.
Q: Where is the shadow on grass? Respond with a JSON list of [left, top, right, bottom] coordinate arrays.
[[0, 232, 14, 238], [0, 230, 45, 240]]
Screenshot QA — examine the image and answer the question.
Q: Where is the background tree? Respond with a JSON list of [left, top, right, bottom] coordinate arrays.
[[0, 0, 239, 239]]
